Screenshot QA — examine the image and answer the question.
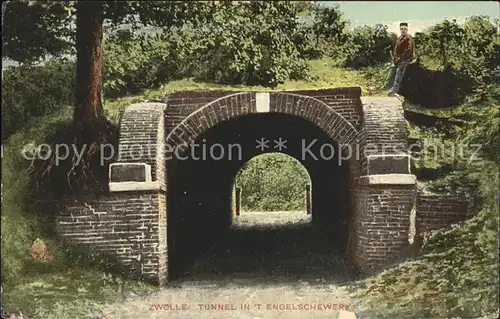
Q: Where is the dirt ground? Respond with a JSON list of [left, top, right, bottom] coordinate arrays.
[[100, 211, 359, 319]]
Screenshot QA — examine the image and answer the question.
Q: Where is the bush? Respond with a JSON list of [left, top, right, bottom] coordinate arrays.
[[293, 27, 324, 60], [189, 1, 310, 86], [342, 24, 393, 68], [1, 60, 76, 141], [1, 213, 36, 284], [103, 2, 313, 91], [415, 16, 499, 91], [102, 28, 198, 98], [235, 153, 310, 211], [399, 61, 471, 108]]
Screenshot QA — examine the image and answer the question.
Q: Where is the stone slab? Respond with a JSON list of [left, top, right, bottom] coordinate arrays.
[[367, 154, 411, 174], [109, 181, 161, 192], [357, 174, 416, 185], [109, 163, 152, 183]]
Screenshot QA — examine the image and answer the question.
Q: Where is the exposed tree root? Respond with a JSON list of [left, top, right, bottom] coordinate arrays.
[[31, 118, 118, 198]]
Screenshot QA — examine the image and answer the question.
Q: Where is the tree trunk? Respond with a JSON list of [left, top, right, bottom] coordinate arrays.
[[2, 1, 9, 80], [74, 0, 105, 125]]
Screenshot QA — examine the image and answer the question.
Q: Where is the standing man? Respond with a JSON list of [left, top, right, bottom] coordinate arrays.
[[387, 22, 415, 95]]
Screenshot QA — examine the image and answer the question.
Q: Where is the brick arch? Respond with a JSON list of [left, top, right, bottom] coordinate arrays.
[[165, 92, 359, 152]]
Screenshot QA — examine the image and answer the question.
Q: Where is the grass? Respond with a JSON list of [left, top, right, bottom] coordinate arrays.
[[103, 57, 390, 118], [347, 206, 499, 318], [1, 107, 74, 286], [3, 262, 157, 319]]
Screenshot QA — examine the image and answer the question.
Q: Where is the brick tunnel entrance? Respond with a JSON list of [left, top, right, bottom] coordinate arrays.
[[167, 112, 352, 278], [54, 90, 424, 285]]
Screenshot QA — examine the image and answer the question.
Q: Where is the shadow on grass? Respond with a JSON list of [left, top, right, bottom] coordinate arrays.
[[177, 218, 360, 287]]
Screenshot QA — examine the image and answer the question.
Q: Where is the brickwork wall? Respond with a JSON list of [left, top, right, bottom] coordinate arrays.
[[52, 89, 472, 283], [49, 191, 167, 285], [346, 96, 416, 273], [165, 91, 237, 134], [269, 92, 359, 146], [166, 92, 256, 149], [157, 193, 167, 283], [359, 97, 408, 174], [166, 90, 360, 152], [165, 88, 363, 136], [156, 112, 167, 190], [350, 185, 416, 272], [117, 103, 166, 182], [291, 88, 363, 130], [416, 193, 469, 234]]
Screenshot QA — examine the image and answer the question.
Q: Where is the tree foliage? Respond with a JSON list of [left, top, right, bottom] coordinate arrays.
[[311, 4, 347, 41], [1, 61, 76, 140], [2, 0, 75, 64], [189, 1, 311, 86], [235, 153, 310, 211], [342, 24, 393, 68], [2, 0, 215, 64], [105, 1, 316, 87], [415, 16, 499, 89]]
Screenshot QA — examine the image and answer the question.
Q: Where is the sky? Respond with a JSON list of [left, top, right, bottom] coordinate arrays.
[[324, 1, 499, 34]]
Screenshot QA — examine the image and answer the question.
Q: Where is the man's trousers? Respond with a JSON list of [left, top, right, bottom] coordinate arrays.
[[386, 63, 408, 93]]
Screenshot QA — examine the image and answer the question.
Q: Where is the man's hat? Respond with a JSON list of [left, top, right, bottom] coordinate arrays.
[[400, 22, 408, 27]]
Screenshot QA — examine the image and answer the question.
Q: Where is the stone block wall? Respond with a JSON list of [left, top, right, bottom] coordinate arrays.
[[49, 191, 166, 285]]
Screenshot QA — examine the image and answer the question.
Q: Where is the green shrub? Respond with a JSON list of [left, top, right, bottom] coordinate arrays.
[[102, 29, 197, 98], [1, 60, 76, 141], [103, 2, 313, 92], [0, 213, 35, 284], [342, 24, 393, 68], [188, 1, 311, 86], [235, 153, 310, 211], [415, 16, 499, 91]]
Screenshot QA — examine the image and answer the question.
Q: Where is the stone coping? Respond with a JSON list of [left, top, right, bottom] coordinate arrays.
[[356, 174, 417, 185], [109, 181, 162, 192]]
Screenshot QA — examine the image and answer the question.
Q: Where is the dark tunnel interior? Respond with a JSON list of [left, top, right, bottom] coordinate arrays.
[[166, 113, 351, 278]]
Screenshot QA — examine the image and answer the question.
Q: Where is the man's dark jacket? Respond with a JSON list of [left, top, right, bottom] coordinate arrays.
[[393, 34, 414, 64]]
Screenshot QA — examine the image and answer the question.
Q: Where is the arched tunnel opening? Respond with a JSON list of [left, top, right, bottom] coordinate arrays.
[[167, 113, 353, 281], [233, 152, 311, 219]]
